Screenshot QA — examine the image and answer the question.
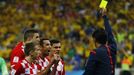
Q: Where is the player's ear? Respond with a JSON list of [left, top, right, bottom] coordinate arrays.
[[26, 37, 31, 42]]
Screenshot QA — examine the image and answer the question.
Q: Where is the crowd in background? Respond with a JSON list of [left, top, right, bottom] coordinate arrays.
[[0, 0, 134, 73]]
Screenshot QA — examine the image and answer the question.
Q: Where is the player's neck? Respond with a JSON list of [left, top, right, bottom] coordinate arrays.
[[48, 51, 52, 57], [24, 41, 31, 45], [40, 55, 47, 60], [47, 54, 53, 61], [25, 56, 34, 64]]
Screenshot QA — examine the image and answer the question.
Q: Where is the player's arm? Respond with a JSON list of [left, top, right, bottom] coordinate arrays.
[[37, 54, 59, 75], [83, 51, 97, 75], [11, 48, 24, 68], [10, 62, 24, 75], [101, 9, 117, 50], [49, 60, 59, 75], [11, 55, 20, 68], [49, 54, 61, 75], [37, 59, 55, 75]]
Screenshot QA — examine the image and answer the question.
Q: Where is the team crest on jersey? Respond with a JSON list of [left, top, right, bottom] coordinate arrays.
[[57, 62, 63, 71]]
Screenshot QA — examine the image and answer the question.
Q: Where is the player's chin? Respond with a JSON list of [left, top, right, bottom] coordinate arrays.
[[35, 54, 40, 59], [32, 56, 37, 60], [47, 49, 50, 52], [47, 50, 50, 54], [45, 53, 49, 56]]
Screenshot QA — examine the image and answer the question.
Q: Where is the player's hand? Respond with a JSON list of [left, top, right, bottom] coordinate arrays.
[[54, 54, 60, 60], [53, 54, 60, 64]]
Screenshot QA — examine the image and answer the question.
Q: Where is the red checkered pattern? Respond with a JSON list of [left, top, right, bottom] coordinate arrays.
[[10, 59, 41, 75], [37, 57, 49, 70], [45, 57, 65, 75]]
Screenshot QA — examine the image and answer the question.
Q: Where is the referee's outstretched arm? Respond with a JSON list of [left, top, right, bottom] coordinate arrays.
[[102, 10, 117, 50]]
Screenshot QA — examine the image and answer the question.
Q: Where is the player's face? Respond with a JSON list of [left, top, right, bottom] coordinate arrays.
[[32, 33, 40, 43], [42, 40, 51, 56], [51, 43, 61, 54], [32, 45, 41, 59]]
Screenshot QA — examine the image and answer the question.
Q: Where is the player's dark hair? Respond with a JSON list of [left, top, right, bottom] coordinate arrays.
[[24, 42, 37, 56], [24, 29, 39, 42], [50, 39, 60, 46], [40, 38, 49, 47], [92, 28, 108, 44]]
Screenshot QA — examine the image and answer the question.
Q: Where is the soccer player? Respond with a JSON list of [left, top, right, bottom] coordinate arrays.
[[45, 39, 65, 75], [10, 42, 42, 75], [83, 9, 117, 75], [37, 38, 60, 75], [10, 29, 40, 68], [39, 38, 51, 60]]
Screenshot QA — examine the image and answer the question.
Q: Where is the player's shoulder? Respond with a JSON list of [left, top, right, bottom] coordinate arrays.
[[45, 56, 50, 61], [20, 59, 32, 68], [12, 41, 24, 54], [60, 57, 65, 65], [12, 41, 23, 50], [16, 42, 24, 48]]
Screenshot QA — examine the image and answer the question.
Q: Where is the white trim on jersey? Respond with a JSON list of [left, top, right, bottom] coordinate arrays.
[[21, 45, 25, 52]]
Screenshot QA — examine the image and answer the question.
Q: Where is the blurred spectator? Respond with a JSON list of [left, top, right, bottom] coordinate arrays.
[[0, 57, 8, 75]]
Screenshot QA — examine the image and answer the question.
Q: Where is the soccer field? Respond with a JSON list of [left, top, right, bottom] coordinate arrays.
[[66, 68, 134, 75]]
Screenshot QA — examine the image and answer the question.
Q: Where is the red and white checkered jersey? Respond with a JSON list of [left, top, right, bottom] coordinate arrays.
[[10, 59, 42, 75], [45, 57, 65, 75], [10, 42, 25, 68], [36, 57, 49, 70]]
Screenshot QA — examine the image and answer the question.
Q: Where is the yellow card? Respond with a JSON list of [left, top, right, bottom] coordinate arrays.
[[99, 0, 108, 9]]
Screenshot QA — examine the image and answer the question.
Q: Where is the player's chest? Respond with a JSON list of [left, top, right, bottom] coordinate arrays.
[[22, 63, 38, 75]]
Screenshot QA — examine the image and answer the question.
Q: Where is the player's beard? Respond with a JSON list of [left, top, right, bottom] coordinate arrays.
[[43, 49, 50, 57]]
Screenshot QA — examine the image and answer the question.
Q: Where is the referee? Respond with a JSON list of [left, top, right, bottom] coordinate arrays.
[[83, 9, 117, 75]]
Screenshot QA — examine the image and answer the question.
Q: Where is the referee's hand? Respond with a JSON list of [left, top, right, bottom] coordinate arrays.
[[96, 8, 107, 19], [100, 8, 107, 16]]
